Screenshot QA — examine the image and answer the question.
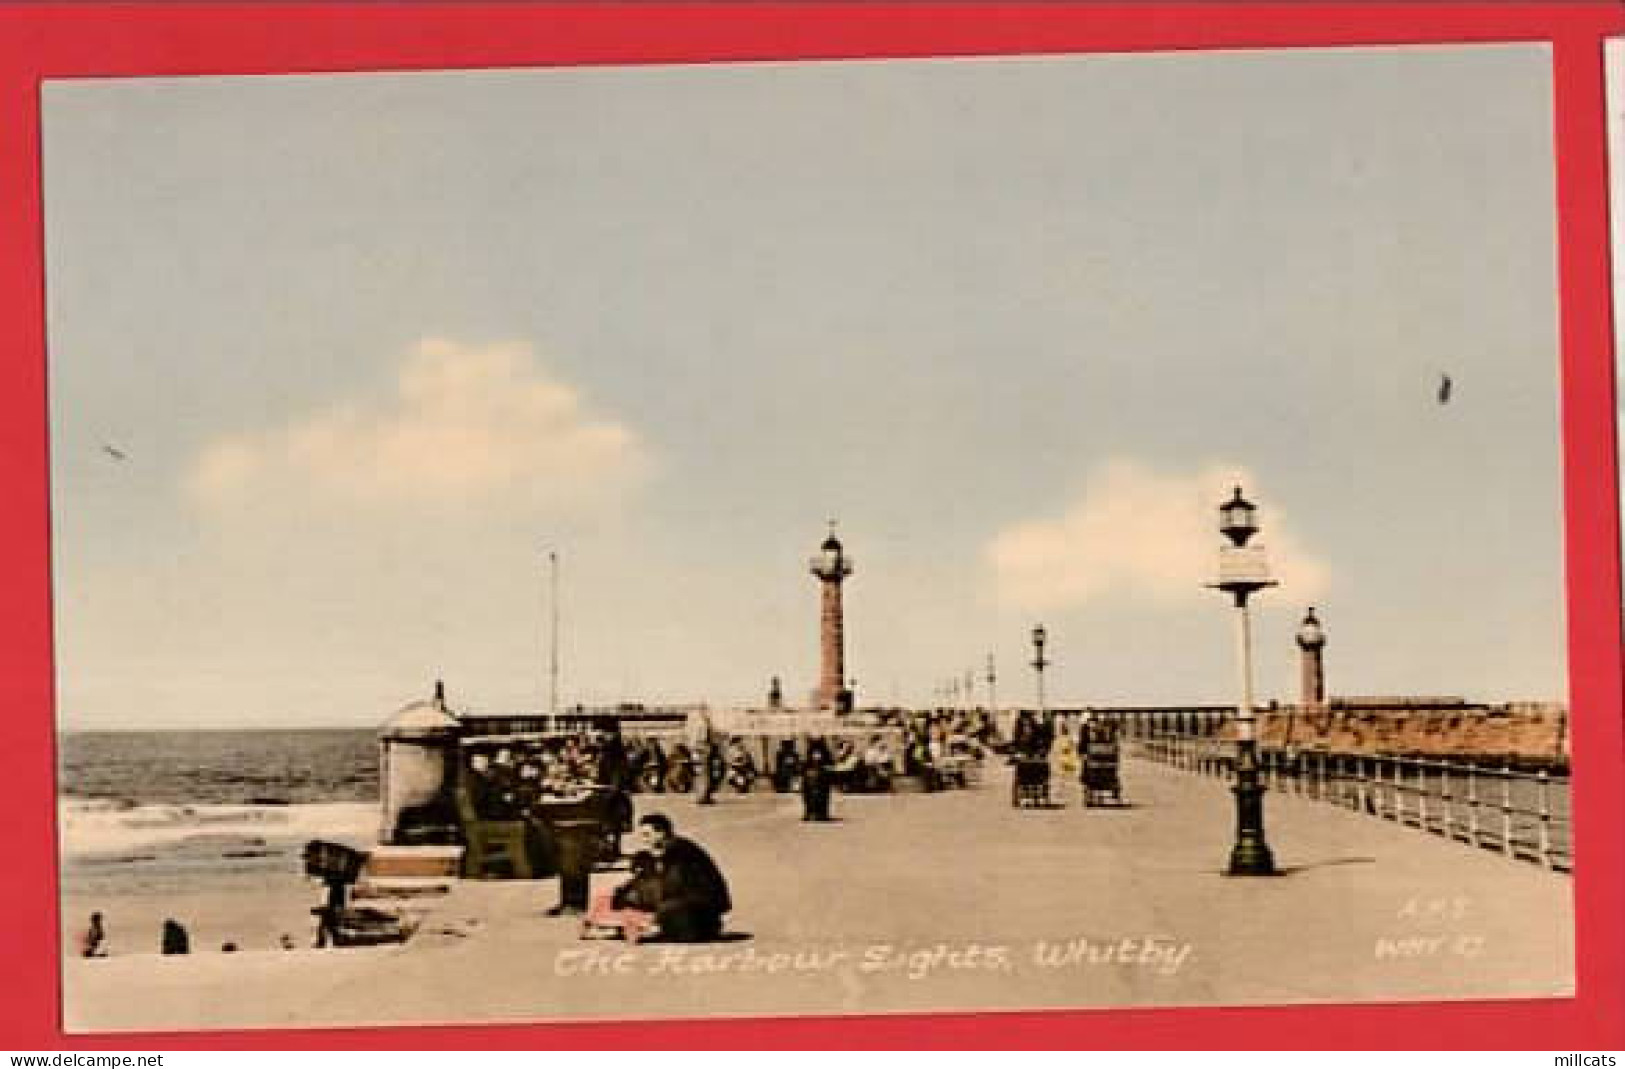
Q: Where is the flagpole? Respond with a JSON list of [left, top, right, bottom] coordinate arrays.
[[548, 549, 560, 721]]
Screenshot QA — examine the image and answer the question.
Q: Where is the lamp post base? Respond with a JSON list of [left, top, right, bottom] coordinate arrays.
[[1227, 778, 1277, 877], [1227, 836, 1277, 876]]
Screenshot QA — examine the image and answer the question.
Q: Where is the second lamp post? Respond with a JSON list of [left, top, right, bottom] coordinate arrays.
[[1211, 486, 1278, 877]]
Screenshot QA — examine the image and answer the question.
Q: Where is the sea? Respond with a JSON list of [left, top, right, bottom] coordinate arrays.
[[59, 728, 380, 806], [57, 730, 382, 909]]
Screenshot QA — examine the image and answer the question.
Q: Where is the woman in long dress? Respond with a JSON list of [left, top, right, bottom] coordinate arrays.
[[1049, 729, 1080, 807]]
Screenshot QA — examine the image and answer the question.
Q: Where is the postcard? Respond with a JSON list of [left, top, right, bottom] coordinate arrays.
[[1, 3, 1619, 1051]]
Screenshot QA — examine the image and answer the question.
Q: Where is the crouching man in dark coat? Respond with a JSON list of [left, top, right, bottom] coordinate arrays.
[[636, 813, 732, 942]]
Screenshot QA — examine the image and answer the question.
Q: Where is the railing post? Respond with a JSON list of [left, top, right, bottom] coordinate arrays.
[[1466, 763, 1480, 847], [1500, 763, 1514, 857], [1439, 759, 1454, 838], [1537, 769, 1553, 869], [1417, 758, 1431, 830]]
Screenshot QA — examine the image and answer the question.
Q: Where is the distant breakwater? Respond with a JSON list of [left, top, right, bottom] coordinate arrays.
[[1255, 699, 1568, 769], [1052, 697, 1568, 770]]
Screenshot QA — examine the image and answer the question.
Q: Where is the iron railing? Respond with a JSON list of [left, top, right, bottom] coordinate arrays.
[[1131, 735, 1571, 872]]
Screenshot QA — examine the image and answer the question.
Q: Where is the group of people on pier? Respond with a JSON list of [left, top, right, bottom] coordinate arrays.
[[464, 731, 633, 819], [447, 707, 1110, 947], [1008, 709, 1124, 807]]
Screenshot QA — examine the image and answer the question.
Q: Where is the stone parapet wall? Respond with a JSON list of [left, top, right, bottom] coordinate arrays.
[[1253, 699, 1568, 766]]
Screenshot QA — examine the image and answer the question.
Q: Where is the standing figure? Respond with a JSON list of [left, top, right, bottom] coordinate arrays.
[[1011, 710, 1042, 760], [161, 919, 190, 956], [643, 739, 669, 793], [544, 813, 602, 917], [696, 738, 724, 805], [771, 739, 801, 793], [801, 739, 834, 821], [665, 742, 693, 794], [724, 737, 757, 793], [597, 729, 630, 791], [1048, 730, 1079, 807], [625, 742, 649, 794], [80, 912, 107, 958]]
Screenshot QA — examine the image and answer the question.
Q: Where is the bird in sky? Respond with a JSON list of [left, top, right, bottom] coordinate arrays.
[[100, 442, 127, 461], [1437, 373, 1453, 405]]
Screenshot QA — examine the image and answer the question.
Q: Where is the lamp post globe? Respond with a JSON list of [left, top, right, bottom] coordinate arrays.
[[1220, 486, 1259, 548]]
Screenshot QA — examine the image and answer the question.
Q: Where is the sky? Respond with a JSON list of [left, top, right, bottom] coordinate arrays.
[[42, 44, 1565, 730]]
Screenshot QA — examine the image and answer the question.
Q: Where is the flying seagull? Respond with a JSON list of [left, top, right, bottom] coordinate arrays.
[[100, 442, 127, 461], [1436, 373, 1452, 405]]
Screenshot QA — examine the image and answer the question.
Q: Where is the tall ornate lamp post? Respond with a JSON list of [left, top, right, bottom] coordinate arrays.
[[985, 654, 997, 719], [1210, 486, 1278, 876], [1031, 624, 1050, 727]]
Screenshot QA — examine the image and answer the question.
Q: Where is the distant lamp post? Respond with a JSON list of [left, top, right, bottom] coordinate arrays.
[[985, 653, 997, 718], [1031, 624, 1050, 726], [1210, 485, 1278, 877]]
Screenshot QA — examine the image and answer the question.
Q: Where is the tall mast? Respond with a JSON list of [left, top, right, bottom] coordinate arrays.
[[548, 549, 560, 719]]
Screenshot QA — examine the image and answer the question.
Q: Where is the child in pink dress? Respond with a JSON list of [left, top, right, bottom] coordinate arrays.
[[581, 850, 660, 943]]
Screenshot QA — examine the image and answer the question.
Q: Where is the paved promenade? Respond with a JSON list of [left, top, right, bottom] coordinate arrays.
[[65, 758, 1573, 1032]]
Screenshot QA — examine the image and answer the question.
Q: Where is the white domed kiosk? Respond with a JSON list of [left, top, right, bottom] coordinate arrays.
[[378, 681, 460, 845]]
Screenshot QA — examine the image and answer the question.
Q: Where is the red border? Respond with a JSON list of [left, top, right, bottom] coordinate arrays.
[[2, 3, 1621, 1050]]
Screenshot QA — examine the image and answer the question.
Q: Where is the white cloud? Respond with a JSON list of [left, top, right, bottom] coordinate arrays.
[[987, 459, 1331, 611], [186, 338, 648, 509]]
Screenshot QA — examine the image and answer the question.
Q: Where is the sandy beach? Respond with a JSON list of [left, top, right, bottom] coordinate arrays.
[[60, 800, 377, 958]]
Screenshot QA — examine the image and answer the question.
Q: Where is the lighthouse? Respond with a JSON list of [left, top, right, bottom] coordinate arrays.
[[1296, 607, 1327, 708], [808, 523, 854, 712]]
